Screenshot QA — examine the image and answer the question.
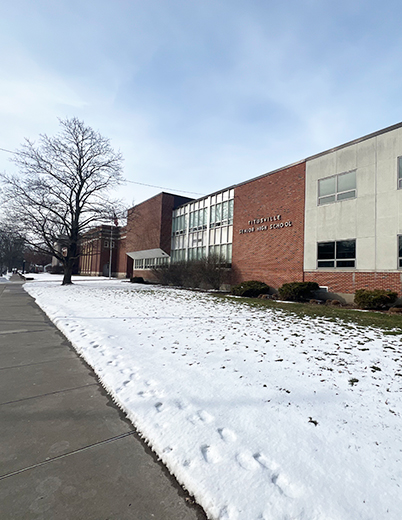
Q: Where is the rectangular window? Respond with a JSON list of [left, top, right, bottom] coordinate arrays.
[[398, 157, 402, 189], [228, 199, 234, 222], [222, 201, 228, 221], [399, 236, 402, 268], [318, 171, 356, 205], [215, 203, 222, 223], [317, 239, 356, 268]]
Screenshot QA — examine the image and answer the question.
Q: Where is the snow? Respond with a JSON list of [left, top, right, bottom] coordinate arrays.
[[24, 276, 402, 520]]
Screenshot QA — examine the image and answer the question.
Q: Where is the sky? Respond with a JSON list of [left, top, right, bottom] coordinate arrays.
[[1, 0, 402, 207]]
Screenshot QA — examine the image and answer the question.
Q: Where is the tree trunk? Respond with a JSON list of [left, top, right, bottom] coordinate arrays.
[[62, 262, 73, 285]]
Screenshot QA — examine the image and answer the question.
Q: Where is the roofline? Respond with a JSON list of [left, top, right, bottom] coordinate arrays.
[[161, 121, 402, 211], [128, 191, 193, 210], [173, 158, 306, 210], [306, 121, 402, 161]]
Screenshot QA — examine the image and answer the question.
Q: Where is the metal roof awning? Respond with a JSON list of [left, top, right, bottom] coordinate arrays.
[[126, 248, 170, 260]]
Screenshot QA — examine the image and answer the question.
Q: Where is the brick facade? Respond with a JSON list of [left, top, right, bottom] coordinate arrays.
[[79, 225, 128, 277], [304, 271, 402, 297], [78, 123, 402, 298], [232, 162, 306, 289], [126, 192, 193, 280]]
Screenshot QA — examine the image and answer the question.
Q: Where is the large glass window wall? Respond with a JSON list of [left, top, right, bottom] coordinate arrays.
[[171, 189, 234, 264]]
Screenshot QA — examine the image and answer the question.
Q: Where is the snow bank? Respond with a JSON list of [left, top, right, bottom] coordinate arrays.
[[24, 280, 402, 520]]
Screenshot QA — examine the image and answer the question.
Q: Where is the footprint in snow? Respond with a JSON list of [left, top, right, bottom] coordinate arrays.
[[201, 444, 221, 464], [236, 451, 260, 471], [217, 428, 237, 443], [198, 410, 214, 422], [253, 453, 300, 498], [187, 410, 214, 425]]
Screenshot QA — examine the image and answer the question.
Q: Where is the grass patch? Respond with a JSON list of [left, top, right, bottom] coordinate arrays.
[[213, 293, 402, 334]]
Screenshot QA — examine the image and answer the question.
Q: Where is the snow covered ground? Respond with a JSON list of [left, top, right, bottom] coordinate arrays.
[[24, 277, 402, 520]]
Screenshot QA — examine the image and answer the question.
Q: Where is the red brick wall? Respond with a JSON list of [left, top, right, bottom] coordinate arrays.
[[125, 193, 193, 279], [304, 271, 402, 296], [131, 269, 160, 282], [232, 162, 306, 289], [79, 225, 127, 277], [126, 193, 178, 256], [126, 195, 164, 254]]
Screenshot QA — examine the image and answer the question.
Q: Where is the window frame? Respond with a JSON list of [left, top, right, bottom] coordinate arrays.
[[317, 239, 356, 269], [318, 170, 357, 206], [398, 235, 402, 268], [398, 157, 402, 189]]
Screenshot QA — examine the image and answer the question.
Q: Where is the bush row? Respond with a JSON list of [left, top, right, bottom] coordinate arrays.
[[150, 255, 230, 290], [231, 281, 400, 310]]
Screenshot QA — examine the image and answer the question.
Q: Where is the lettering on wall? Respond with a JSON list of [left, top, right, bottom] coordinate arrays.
[[239, 214, 293, 235]]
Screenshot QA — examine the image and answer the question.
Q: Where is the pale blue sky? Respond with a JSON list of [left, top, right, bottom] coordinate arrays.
[[1, 0, 402, 205]]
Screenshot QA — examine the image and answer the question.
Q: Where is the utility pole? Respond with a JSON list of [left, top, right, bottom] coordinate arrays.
[[108, 212, 118, 279], [108, 226, 113, 279]]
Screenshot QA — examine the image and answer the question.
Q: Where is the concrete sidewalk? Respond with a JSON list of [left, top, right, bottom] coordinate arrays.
[[0, 278, 206, 520]]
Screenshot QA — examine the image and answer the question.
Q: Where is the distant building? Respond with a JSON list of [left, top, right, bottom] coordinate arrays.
[[79, 225, 127, 278], [81, 122, 402, 301]]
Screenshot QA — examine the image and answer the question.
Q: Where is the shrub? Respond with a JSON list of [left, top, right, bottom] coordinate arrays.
[[354, 289, 398, 310], [130, 276, 145, 284], [231, 281, 270, 298], [153, 255, 231, 290], [278, 281, 320, 301]]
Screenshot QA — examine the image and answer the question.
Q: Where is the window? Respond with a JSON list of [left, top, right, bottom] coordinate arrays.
[[317, 239, 356, 268], [134, 259, 144, 269], [172, 213, 187, 235], [318, 171, 356, 205], [398, 157, 402, 189], [399, 236, 402, 268], [210, 199, 234, 227]]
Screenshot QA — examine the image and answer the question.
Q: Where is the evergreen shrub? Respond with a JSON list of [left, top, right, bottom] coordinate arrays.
[[354, 289, 398, 310], [278, 281, 320, 301], [231, 281, 270, 298], [130, 276, 145, 284]]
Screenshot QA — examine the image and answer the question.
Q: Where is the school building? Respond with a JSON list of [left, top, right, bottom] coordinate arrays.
[[80, 122, 402, 301]]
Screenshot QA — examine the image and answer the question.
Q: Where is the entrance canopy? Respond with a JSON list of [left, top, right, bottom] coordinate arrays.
[[126, 248, 170, 260]]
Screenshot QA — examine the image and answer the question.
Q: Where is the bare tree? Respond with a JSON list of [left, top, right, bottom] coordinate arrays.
[[0, 223, 26, 273], [0, 117, 124, 284]]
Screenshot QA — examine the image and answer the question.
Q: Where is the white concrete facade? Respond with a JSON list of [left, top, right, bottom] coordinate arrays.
[[304, 124, 402, 272]]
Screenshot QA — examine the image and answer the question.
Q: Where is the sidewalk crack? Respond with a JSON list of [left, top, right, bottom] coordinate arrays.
[[0, 431, 135, 481]]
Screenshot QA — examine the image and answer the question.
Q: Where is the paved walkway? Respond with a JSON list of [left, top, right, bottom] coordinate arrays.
[[0, 277, 206, 520]]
